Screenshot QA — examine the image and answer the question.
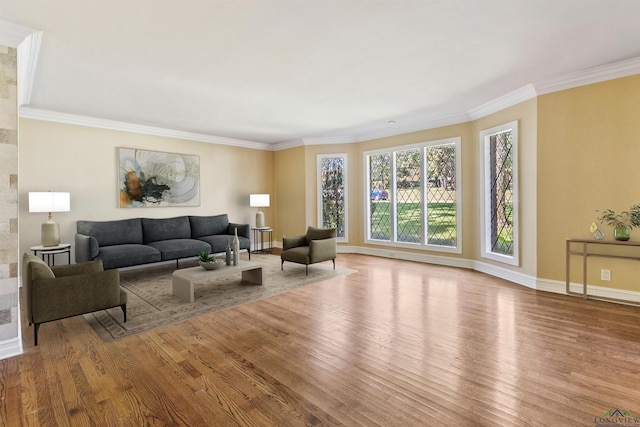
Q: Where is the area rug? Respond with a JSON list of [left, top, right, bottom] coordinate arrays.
[[84, 254, 355, 341]]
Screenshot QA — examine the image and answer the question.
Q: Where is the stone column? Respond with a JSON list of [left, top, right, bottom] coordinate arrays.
[[0, 45, 21, 359]]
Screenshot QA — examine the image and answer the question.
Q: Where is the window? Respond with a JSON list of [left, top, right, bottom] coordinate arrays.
[[365, 138, 461, 253], [480, 121, 519, 265], [318, 154, 348, 242]]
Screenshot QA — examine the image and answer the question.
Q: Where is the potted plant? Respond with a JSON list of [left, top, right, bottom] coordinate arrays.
[[596, 208, 633, 241], [198, 251, 224, 270], [630, 204, 640, 229]]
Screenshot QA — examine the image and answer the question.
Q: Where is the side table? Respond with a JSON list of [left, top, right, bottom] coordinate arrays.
[[251, 227, 273, 254], [30, 243, 72, 266]]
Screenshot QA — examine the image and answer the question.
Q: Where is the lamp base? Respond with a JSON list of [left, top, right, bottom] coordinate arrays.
[[41, 220, 60, 247], [255, 211, 265, 228]]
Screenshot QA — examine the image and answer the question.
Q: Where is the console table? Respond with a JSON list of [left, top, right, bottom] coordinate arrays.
[[565, 238, 640, 304]]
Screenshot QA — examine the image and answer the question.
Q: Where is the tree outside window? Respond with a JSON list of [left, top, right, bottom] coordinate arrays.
[[481, 121, 519, 266], [318, 154, 347, 241], [365, 138, 461, 253]]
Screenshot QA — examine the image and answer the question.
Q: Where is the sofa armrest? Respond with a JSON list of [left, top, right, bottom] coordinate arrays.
[[75, 233, 99, 263], [283, 235, 307, 251], [309, 237, 337, 263], [229, 223, 250, 239], [30, 270, 122, 324]]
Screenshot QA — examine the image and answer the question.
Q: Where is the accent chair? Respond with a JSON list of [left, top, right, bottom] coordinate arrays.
[[22, 253, 127, 346], [280, 227, 337, 275]]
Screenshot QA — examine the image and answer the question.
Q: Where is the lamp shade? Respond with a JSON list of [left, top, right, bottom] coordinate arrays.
[[29, 192, 71, 213], [249, 194, 270, 208], [29, 192, 70, 247]]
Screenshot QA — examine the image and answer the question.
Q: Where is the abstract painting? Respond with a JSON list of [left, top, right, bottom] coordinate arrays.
[[118, 147, 200, 207]]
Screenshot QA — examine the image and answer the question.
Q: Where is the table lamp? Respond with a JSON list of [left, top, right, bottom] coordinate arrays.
[[29, 191, 71, 247], [250, 194, 270, 228]]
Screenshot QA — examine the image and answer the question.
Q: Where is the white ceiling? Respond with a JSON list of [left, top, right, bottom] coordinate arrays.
[[2, 1, 640, 147]]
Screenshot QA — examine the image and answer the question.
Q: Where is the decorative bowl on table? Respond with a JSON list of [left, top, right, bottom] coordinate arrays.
[[199, 259, 225, 270]]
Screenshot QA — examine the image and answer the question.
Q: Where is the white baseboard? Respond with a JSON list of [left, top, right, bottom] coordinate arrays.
[[350, 246, 537, 288], [0, 337, 23, 360], [472, 260, 538, 289], [341, 245, 473, 269]]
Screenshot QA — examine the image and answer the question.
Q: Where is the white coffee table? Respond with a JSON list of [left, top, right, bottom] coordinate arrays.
[[171, 261, 263, 303]]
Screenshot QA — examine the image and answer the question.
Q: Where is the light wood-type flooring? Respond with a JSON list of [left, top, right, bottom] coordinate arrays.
[[2, 253, 640, 426]]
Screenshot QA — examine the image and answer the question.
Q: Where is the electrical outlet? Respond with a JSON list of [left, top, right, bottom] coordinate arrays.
[[601, 269, 611, 281]]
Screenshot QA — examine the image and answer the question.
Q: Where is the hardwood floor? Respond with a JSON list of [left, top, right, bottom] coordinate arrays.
[[3, 253, 640, 426]]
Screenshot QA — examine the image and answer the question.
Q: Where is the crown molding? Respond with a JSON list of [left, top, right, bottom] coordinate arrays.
[[273, 136, 354, 151], [273, 112, 473, 150], [355, 112, 472, 142], [303, 135, 357, 146], [535, 56, 640, 96], [273, 135, 357, 151], [0, 18, 37, 48], [19, 106, 272, 151], [273, 138, 304, 151], [17, 31, 42, 105], [468, 84, 537, 120]]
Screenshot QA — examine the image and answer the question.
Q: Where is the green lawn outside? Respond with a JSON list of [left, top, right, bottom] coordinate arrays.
[[370, 201, 514, 249], [369, 201, 457, 246]]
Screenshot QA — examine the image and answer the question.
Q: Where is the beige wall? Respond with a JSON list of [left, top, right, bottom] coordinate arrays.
[[18, 119, 274, 261], [273, 146, 306, 239], [538, 74, 640, 290]]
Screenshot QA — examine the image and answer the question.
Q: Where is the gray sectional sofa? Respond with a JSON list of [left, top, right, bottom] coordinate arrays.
[[75, 214, 250, 269]]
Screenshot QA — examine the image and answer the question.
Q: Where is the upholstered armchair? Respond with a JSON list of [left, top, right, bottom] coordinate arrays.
[[22, 253, 128, 346], [281, 227, 337, 275]]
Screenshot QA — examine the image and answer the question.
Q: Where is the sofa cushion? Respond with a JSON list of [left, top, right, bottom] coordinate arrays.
[[147, 239, 211, 261], [280, 246, 310, 265], [142, 216, 191, 243], [77, 218, 143, 246], [189, 214, 229, 238], [98, 244, 161, 269]]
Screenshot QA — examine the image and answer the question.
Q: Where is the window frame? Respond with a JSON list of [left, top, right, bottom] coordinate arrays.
[[364, 137, 462, 254], [480, 121, 519, 266], [317, 153, 348, 243]]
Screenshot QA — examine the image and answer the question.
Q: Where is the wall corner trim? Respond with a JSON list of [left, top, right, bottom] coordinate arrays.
[[0, 336, 24, 360]]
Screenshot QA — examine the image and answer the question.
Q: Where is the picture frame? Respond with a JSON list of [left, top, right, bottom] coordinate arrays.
[[118, 147, 200, 208]]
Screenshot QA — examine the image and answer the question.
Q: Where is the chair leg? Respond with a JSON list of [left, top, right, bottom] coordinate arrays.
[[332, 259, 335, 269], [121, 304, 127, 323], [248, 249, 251, 260], [281, 260, 284, 271], [34, 323, 40, 346], [306, 265, 308, 276]]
